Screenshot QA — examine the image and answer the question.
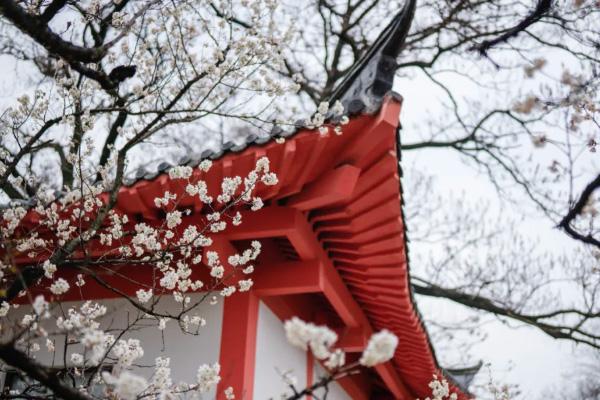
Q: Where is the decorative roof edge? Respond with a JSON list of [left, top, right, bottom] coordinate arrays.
[[445, 361, 484, 394], [327, 0, 416, 114]]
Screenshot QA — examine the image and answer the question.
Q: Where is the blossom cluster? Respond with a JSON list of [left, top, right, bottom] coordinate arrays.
[[0, 0, 354, 398], [0, 152, 278, 398], [418, 375, 458, 400], [284, 317, 399, 372], [514, 60, 599, 152], [305, 100, 349, 136], [101, 358, 223, 400]]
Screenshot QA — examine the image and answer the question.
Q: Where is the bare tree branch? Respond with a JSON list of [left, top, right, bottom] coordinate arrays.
[[0, 343, 92, 400], [412, 278, 600, 349], [471, 0, 554, 55], [558, 173, 600, 248]]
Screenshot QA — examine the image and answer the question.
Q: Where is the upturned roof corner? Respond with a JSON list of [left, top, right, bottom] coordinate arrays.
[[328, 0, 416, 114]]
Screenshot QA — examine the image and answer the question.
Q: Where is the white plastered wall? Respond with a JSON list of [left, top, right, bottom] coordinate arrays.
[[3, 295, 353, 399], [312, 363, 350, 400], [253, 301, 307, 399], [2, 294, 223, 397]]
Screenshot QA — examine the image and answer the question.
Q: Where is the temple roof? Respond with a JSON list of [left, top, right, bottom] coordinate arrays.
[[107, 95, 469, 399], [4, 1, 477, 397]]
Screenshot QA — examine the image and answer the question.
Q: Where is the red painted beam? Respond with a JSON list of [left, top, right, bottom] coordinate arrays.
[[206, 236, 239, 278], [306, 351, 314, 400], [224, 207, 299, 241], [336, 327, 366, 352], [336, 374, 372, 400], [227, 207, 365, 328], [217, 291, 260, 400], [286, 164, 361, 211], [225, 207, 413, 399], [252, 260, 322, 296], [225, 207, 314, 259], [280, 209, 413, 400]]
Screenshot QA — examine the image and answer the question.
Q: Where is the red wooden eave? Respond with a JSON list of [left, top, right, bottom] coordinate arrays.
[[9, 96, 469, 399]]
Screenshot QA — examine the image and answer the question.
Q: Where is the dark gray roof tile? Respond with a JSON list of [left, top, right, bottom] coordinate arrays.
[[208, 150, 223, 160], [200, 149, 215, 159]]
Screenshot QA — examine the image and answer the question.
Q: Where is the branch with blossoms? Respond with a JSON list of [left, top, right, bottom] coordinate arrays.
[[0, 0, 305, 204], [1, 97, 348, 400], [0, 153, 282, 399], [418, 372, 514, 400], [280, 317, 399, 400]]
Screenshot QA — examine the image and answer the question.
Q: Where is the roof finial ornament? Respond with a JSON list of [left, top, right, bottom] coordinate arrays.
[[445, 361, 484, 394], [328, 0, 416, 114]]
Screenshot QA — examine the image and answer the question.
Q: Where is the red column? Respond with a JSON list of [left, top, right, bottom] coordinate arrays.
[[217, 291, 260, 400], [306, 351, 314, 400]]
